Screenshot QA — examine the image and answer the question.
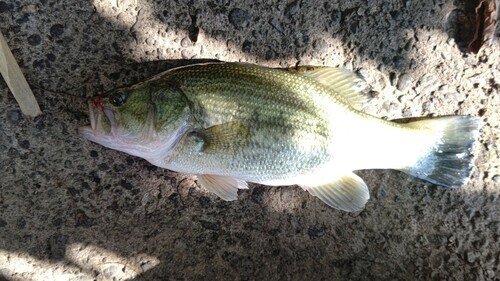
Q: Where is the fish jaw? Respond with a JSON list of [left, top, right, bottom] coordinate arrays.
[[79, 99, 129, 153], [80, 98, 191, 162]]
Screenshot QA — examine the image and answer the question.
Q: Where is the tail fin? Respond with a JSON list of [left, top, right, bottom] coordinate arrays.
[[402, 116, 482, 188]]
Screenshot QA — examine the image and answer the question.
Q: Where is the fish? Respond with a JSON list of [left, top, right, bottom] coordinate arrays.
[[79, 62, 482, 212]]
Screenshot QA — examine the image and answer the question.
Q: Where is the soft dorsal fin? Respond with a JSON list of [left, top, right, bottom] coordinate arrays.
[[300, 172, 369, 212], [289, 66, 370, 110], [197, 174, 248, 201]]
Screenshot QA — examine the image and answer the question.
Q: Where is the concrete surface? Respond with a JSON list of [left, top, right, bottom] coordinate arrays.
[[0, 0, 499, 280]]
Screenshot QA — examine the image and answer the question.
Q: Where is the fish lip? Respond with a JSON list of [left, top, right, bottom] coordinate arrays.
[[81, 98, 116, 138]]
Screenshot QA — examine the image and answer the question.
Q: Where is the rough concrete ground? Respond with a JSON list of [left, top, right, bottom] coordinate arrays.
[[0, 0, 499, 280]]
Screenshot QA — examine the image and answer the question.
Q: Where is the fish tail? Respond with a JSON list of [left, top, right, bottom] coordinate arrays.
[[402, 116, 482, 188]]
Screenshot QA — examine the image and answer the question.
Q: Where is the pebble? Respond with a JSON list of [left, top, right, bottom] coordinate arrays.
[[397, 73, 412, 92], [376, 185, 386, 199], [180, 37, 191, 47], [492, 175, 500, 183], [145, 37, 155, 46], [313, 38, 327, 50], [269, 18, 284, 34], [141, 260, 157, 271], [330, 10, 342, 29], [181, 49, 191, 59], [21, 4, 39, 14]]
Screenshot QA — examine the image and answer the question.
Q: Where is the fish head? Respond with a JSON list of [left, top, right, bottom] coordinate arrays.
[[79, 83, 191, 159]]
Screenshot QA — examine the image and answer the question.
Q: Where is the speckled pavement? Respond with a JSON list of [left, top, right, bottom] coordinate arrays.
[[0, 0, 499, 280]]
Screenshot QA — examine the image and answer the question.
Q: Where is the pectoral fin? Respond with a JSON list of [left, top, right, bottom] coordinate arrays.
[[189, 121, 249, 154], [197, 174, 248, 201], [301, 172, 369, 212]]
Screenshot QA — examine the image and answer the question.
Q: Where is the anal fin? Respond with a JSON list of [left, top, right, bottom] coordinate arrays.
[[300, 172, 369, 212], [197, 174, 248, 201]]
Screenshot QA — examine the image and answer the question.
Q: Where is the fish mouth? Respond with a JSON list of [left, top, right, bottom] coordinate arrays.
[[79, 98, 117, 140]]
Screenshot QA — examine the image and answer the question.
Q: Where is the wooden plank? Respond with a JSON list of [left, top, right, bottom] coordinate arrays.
[[0, 31, 41, 117]]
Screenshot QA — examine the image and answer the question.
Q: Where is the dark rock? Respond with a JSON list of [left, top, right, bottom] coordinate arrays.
[[98, 163, 109, 171], [33, 59, 45, 69], [113, 163, 125, 172], [46, 53, 56, 61], [6, 109, 23, 124], [294, 32, 310, 47], [308, 224, 326, 239], [269, 18, 284, 34], [445, 9, 474, 49], [188, 14, 199, 43], [120, 179, 133, 190], [285, 0, 301, 17], [81, 181, 90, 190], [0, 1, 10, 13], [7, 147, 20, 158], [89, 150, 98, 158], [16, 218, 26, 229], [0, 218, 7, 227], [27, 34, 42, 46], [200, 220, 221, 231], [330, 10, 342, 29], [251, 187, 265, 205], [50, 24, 65, 37], [19, 139, 30, 149], [52, 217, 63, 227], [74, 209, 94, 227], [228, 8, 250, 29], [392, 55, 406, 68], [242, 40, 252, 52], [198, 196, 214, 208], [48, 233, 68, 260]]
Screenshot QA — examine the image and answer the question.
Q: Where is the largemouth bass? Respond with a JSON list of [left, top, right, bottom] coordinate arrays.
[[79, 62, 481, 212]]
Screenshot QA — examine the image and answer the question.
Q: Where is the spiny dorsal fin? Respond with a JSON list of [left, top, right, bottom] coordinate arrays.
[[197, 174, 248, 201], [289, 66, 370, 110], [189, 121, 249, 154], [300, 172, 369, 212]]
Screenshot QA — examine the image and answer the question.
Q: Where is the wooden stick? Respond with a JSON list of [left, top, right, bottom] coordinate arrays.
[[0, 31, 41, 117]]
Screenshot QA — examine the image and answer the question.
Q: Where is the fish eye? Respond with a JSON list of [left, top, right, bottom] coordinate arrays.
[[110, 91, 127, 106]]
